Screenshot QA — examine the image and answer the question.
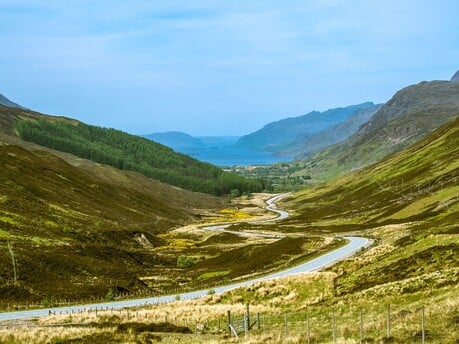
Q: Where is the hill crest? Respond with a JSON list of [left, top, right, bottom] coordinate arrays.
[[299, 80, 459, 180], [0, 93, 25, 109]]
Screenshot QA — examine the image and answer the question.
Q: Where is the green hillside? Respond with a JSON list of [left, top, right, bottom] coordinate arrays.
[[284, 116, 458, 230], [278, 116, 458, 297], [0, 105, 265, 195]]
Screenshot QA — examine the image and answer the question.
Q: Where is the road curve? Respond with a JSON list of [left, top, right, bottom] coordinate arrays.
[[0, 195, 370, 321], [205, 193, 290, 238], [262, 193, 290, 221]]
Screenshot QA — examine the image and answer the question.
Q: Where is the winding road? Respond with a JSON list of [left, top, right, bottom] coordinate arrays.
[[204, 193, 290, 238], [0, 194, 370, 321]]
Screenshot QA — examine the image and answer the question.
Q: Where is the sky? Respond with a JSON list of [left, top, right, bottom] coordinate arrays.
[[0, 1, 458, 136]]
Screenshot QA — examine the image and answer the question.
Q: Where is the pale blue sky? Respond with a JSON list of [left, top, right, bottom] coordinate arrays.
[[1, 1, 458, 136]]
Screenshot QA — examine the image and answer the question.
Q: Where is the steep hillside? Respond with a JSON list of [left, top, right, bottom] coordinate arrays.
[[236, 102, 376, 152], [298, 80, 459, 180], [276, 117, 459, 316], [0, 105, 265, 195], [0, 143, 225, 302], [278, 104, 382, 157], [283, 116, 459, 231]]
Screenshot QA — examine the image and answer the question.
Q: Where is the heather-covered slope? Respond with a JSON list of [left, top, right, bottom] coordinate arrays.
[[0, 143, 225, 302], [274, 117, 459, 330], [284, 116, 459, 230]]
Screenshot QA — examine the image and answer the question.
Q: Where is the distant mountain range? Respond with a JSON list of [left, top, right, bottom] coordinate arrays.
[[143, 132, 239, 152], [276, 104, 382, 157], [144, 131, 206, 149], [235, 102, 378, 152], [144, 103, 381, 161]]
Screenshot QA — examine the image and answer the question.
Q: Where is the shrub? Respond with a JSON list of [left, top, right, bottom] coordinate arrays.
[[177, 255, 195, 268], [105, 288, 115, 301]]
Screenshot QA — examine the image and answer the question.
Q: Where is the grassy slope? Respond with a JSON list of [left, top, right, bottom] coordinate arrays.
[[0, 143, 225, 302], [277, 117, 458, 324], [284, 116, 458, 231]]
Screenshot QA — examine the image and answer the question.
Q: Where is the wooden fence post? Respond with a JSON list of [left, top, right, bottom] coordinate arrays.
[[246, 303, 250, 329], [360, 307, 364, 344], [387, 304, 391, 339], [284, 313, 288, 337], [306, 313, 310, 344], [244, 314, 248, 338], [227, 310, 232, 336], [421, 306, 425, 344], [257, 313, 260, 330], [332, 310, 336, 344]]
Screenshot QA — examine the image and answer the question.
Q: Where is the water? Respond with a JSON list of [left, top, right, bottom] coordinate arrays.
[[178, 146, 292, 167], [143, 134, 293, 167]]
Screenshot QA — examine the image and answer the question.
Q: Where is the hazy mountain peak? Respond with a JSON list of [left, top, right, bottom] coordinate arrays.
[[0, 93, 25, 109], [236, 102, 376, 152], [143, 131, 205, 149], [451, 70, 459, 82]]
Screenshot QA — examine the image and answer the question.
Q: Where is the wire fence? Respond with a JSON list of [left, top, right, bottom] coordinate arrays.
[[13, 301, 457, 343], [0, 283, 220, 312]]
